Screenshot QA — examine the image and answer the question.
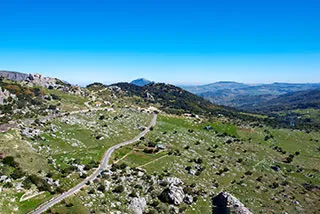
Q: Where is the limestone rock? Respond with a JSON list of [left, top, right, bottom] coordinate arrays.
[[168, 185, 185, 205], [212, 192, 252, 214], [128, 197, 146, 214]]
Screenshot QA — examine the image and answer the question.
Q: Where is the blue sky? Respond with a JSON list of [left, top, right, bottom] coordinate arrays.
[[0, 0, 319, 85]]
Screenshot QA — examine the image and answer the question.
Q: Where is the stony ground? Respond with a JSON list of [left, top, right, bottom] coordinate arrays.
[[0, 107, 152, 213], [43, 114, 320, 214]]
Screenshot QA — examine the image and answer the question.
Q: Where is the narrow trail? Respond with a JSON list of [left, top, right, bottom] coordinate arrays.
[[30, 114, 157, 214], [138, 154, 168, 168]]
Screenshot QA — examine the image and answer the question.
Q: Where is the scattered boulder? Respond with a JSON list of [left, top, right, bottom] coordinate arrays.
[[271, 165, 281, 172], [168, 184, 185, 205], [184, 195, 193, 205], [128, 197, 147, 214], [0, 87, 16, 105], [212, 192, 252, 214], [159, 177, 185, 205]]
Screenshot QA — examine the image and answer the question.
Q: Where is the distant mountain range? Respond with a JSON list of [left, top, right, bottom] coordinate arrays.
[[181, 81, 249, 94], [130, 78, 154, 86], [181, 81, 320, 110], [242, 89, 320, 113]]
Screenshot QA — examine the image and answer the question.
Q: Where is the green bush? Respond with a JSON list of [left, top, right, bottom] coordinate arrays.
[[113, 185, 125, 193], [2, 156, 19, 167]]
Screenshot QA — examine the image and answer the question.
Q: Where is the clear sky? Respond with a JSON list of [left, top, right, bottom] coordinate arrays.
[[0, 0, 319, 85]]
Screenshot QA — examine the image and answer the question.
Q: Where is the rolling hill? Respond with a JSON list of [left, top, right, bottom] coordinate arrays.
[[241, 89, 320, 113], [181, 82, 320, 108]]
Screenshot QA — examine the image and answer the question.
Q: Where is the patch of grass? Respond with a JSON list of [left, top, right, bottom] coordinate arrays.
[[0, 130, 49, 173]]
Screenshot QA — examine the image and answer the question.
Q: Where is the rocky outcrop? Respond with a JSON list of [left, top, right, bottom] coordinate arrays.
[[145, 92, 155, 101], [164, 177, 185, 205], [0, 71, 70, 90], [128, 197, 147, 214], [25, 73, 57, 88], [212, 192, 252, 214], [0, 87, 16, 105], [168, 184, 185, 205]]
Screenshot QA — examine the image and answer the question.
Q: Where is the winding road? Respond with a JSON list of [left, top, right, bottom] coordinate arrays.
[[30, 113, 157, 214]]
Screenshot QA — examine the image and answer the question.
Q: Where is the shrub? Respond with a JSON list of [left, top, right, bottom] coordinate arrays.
[[10, 168, 25, 179], [98, 185, 106, 192], [158, 188, 170, 203], [194, 158, 203, 164], [48, 105, 57, 110], [129, 191, 138, 197], [50, 93, 61, 100], [148, 141, 157, 147], [119, 162, 127, 169], [113, 185, 125, 193], [3, 182, 13, 188], [27, 174, 51, 192], [3, 156, 18, 167], [245, 171, 253, 176]]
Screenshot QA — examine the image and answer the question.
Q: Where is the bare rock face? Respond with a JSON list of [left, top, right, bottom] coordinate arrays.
[[128, 197, 147, 214], [212, 192, 252, 214]]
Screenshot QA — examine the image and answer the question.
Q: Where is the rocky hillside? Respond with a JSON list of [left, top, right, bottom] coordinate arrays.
[[0, 70, 29, 81], [0, 71, 87, 124], [111, 82, 217, 115]]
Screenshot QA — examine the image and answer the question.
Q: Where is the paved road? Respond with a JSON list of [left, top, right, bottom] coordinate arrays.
[[30, 113, 157, 214]]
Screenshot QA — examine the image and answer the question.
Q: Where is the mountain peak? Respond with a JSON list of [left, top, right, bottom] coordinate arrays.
[[130, 78, 154, 87]]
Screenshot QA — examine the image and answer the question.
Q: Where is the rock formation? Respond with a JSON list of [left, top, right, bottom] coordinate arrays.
[[128, 197, 147, 214], [212, 192, 252, 214], [0, 87, 15, 105]]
